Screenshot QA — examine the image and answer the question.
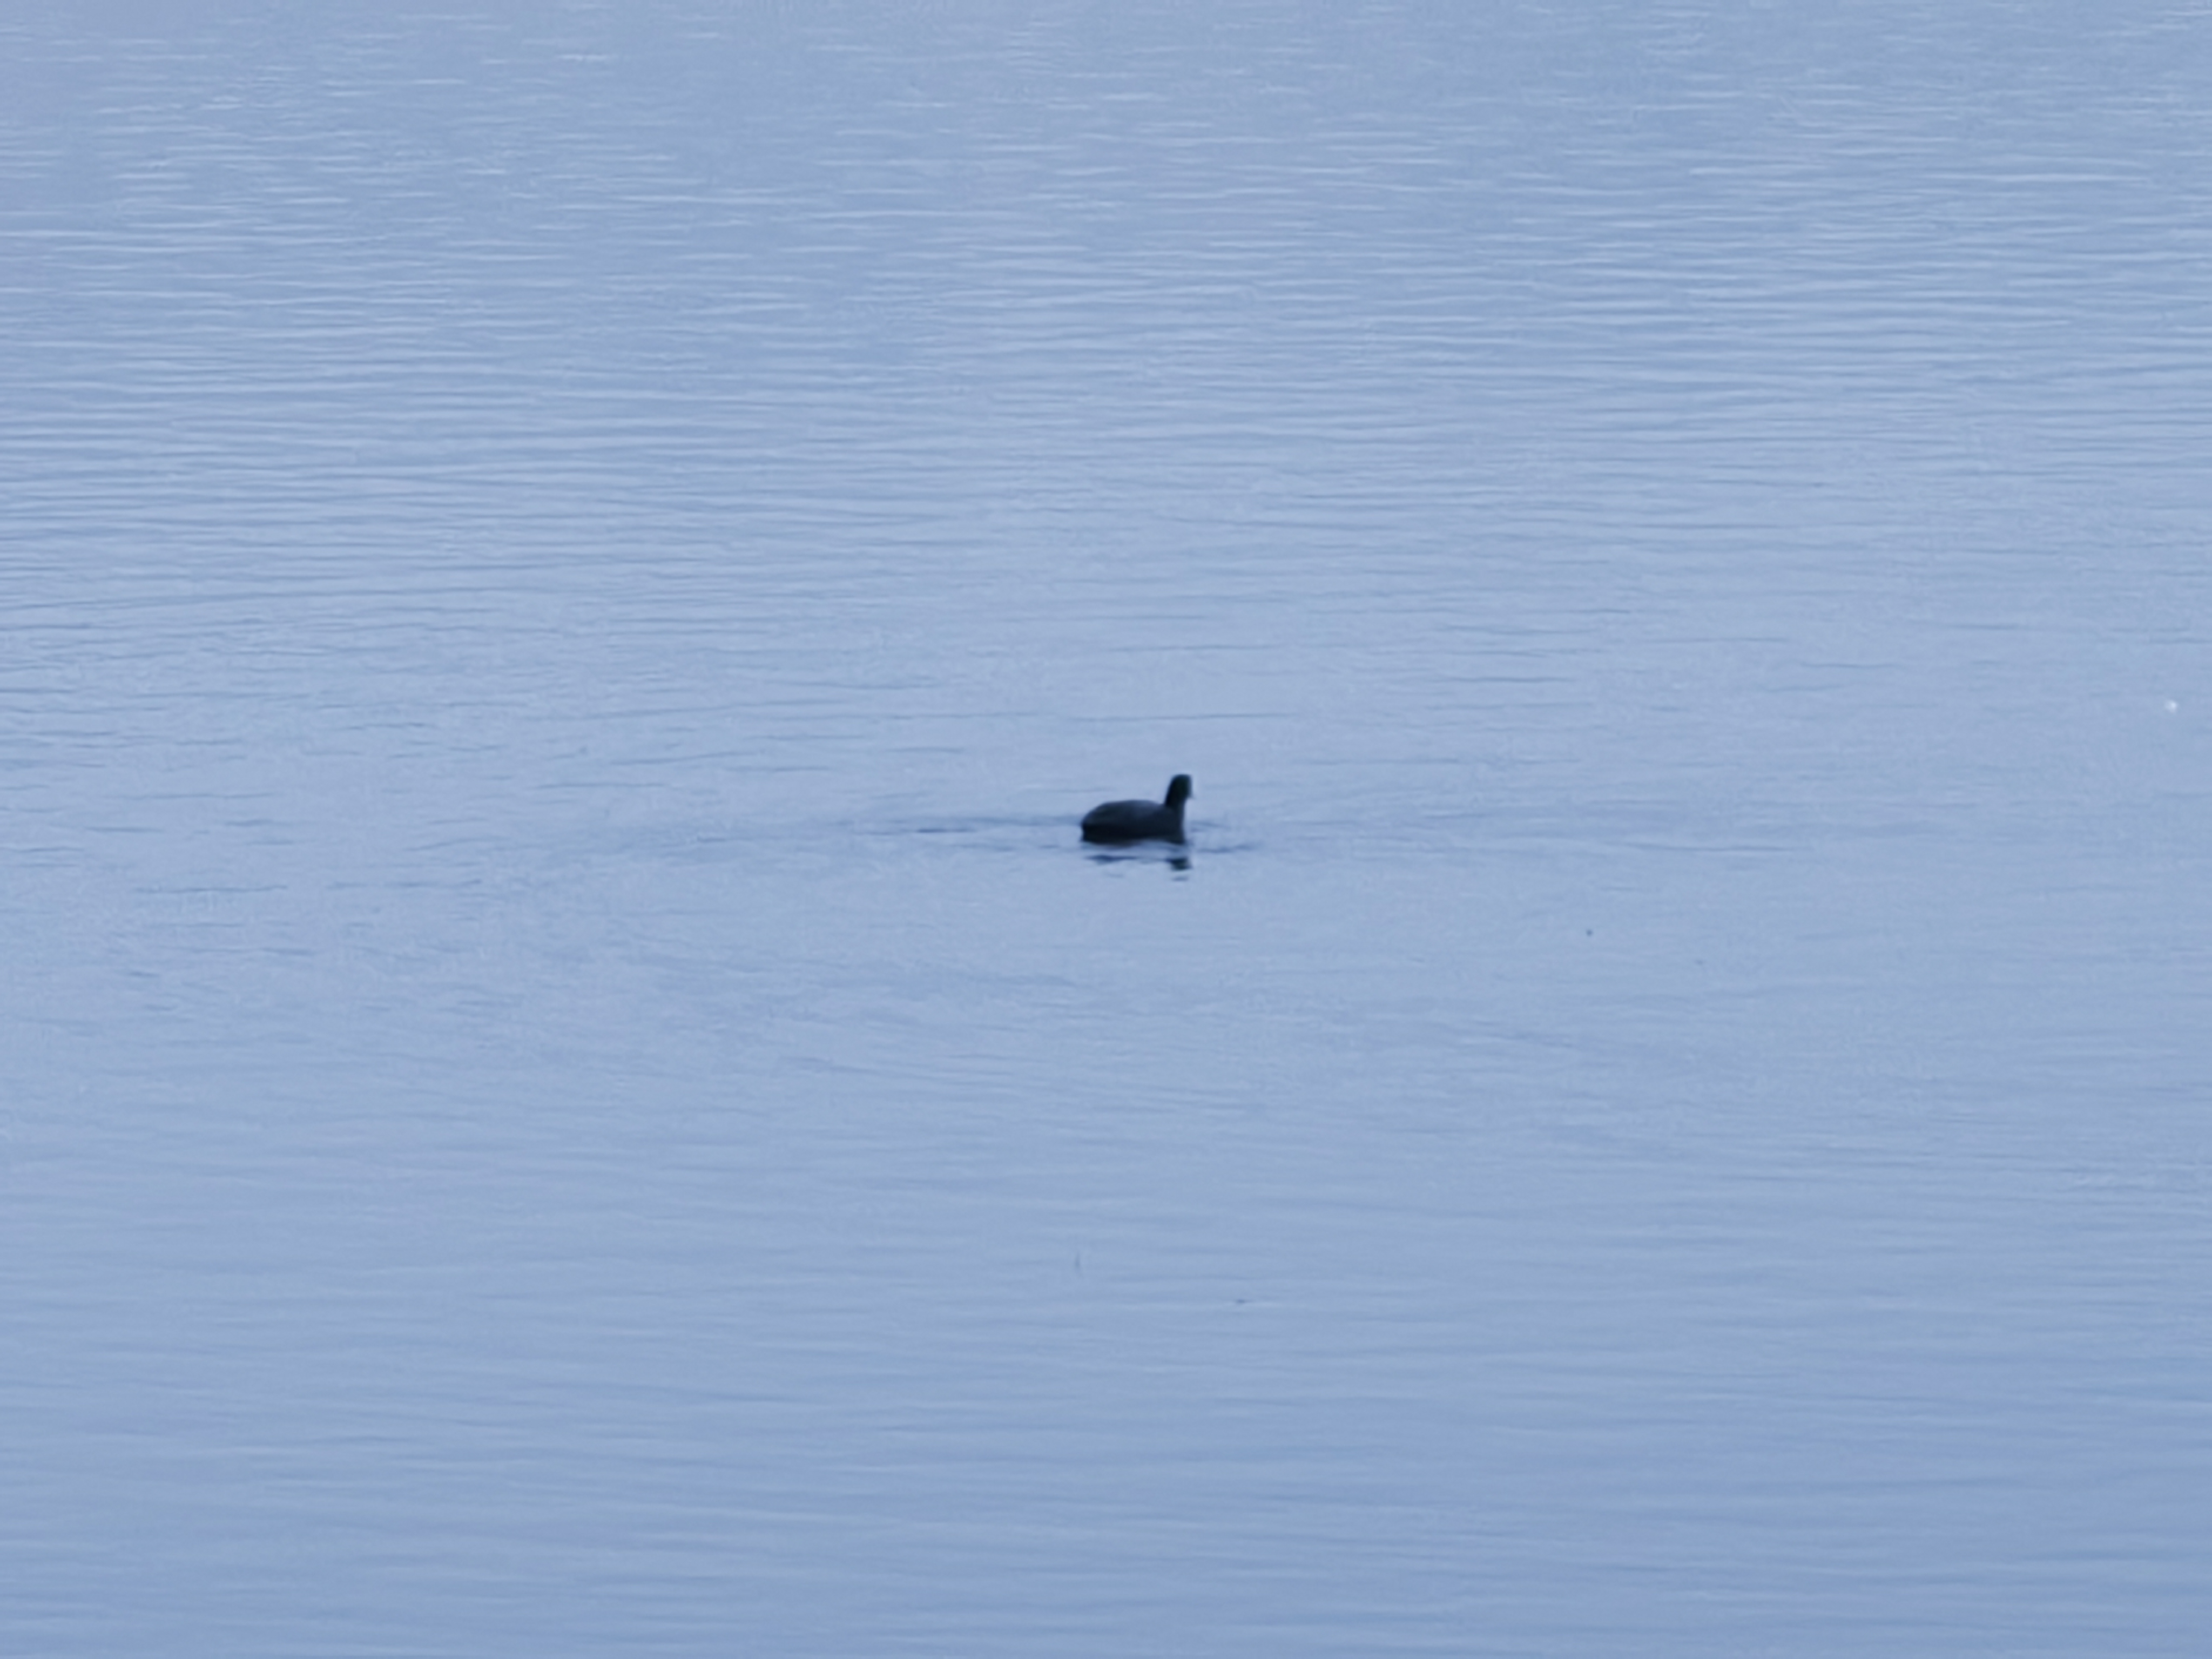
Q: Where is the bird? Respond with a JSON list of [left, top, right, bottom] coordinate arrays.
[[1081, 774, 1192, 845]]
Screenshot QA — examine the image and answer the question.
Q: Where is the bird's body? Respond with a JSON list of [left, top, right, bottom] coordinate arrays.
[[1081, 774, 1193, 845]]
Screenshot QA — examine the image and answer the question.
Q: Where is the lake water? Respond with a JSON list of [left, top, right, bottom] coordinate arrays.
[[4, 4, 2209, 1654]]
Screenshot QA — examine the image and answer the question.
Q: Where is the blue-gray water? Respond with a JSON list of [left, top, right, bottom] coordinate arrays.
[[4, 4, 2209, 1655]]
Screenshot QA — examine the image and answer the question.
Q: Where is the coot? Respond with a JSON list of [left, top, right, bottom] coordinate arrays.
[[1081, 774, 1192, 845]]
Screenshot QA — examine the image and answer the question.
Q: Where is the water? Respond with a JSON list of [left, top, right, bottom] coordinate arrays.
[[4, 4, 2209, 1654]]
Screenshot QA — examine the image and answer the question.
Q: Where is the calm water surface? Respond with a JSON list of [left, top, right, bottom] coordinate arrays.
[[4, 4, 2209, 1655]]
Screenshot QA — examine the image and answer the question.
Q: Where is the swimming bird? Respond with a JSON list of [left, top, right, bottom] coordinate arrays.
[[1081, 774, 1192, 845]]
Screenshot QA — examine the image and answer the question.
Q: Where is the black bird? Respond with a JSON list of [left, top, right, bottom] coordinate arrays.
[[1081, 774, 1192, 845]]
